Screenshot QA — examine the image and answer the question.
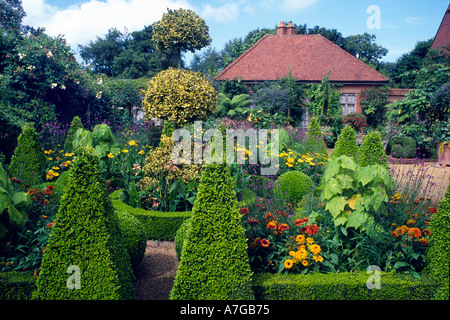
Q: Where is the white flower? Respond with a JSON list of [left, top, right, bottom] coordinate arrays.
[[27, 65, 35, 71], [18, 53, 26, 60], [97, 77, 103, 85], [96, 91, 103, 99], [61, 85, 66, 90], [46, 51, 53, 58], [51, 83, 57, 89]]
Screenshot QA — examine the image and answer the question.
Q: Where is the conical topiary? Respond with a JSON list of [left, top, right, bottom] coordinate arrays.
[[8, 123, 45, 186], [170, 164, 254, 300], [33, 147, 134, 300], [63, 116, 84, 152], [357, 131, 388, 167], [306, 116, 328, 156], [331, 125, 359, 159]]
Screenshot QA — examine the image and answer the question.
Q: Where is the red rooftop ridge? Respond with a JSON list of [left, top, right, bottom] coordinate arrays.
[[431, 3, 450, 51]]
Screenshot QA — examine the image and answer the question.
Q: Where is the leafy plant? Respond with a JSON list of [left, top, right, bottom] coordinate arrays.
[[0, 163, 31, 238], [320, 155, 394, 233], [215, 93, 252, 119]]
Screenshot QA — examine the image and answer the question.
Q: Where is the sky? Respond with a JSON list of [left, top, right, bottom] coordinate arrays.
[[21, 0, 450, 66]]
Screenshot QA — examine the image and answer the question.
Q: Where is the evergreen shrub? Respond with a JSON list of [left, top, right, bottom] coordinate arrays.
[[63, 116, 84, 153], [170, 164, 254, 300], [331, 125, 359, 159], [116, 210, 147, 270], [33, 147, 135, 300], [9, 123, 45, 185], [305, 117, 327, 156], [357, 131, 388, 167], [389, 136, 417, 159], [174, 217, 192, 261], [274, 171, 313, 205], [425, 182, 450, 300], [0, 272, 36, 300]]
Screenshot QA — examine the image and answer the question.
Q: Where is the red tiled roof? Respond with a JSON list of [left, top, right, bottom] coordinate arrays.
[[216, 34, 389, 84], [432, 4, 450, 50]]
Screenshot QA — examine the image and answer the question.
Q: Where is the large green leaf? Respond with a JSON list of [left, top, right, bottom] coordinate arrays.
[[339, 155, 357, 171], [321, 177, 342, 201], [11, 191, 30, 208], [355, 165, 376, 186], [336, 174, 354, 189], [326, 196, 347, 218], [346, 208, 367, 229]]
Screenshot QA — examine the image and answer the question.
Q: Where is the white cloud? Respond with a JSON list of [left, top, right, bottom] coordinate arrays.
[[22, 0, 193, 53], [201, 2, 241, 23]]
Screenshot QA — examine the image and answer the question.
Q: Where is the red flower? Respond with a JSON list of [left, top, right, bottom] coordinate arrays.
[[260, 238, 270, 248], [240, 207, 249, 215], [302, 225, 320, 235], [428, 207, 437, 214], [45, 185, 54, 195]]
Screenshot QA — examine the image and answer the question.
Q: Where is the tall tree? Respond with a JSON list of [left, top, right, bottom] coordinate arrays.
[[0, 0, 25, 30], [343, 33, 388, 64], [79, 28, 127, 76], [152, 8, 212, 69]]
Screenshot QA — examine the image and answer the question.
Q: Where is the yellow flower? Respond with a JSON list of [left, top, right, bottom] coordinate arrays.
[[306, 237, 314, 244], [52, 166, 60, 170], [64, 153, 74, 157], [313, 255, 323, 262], [47, 157, 53, 161], [289, 251, 296, 257], [122, 149, 129, 154], [284, 259, 294, 270], [108, 153, 114, 159], [309, 244, 321, 255], [296, 235, 305, 243], [302, 260, 309, 267], [138, 150, 145, 155], [128, 140, 137, 146]]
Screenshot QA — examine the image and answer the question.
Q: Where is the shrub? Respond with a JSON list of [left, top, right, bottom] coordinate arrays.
[[274, 171, 313, 205], [142, 68, 217, 126], [8, 123, 46, 186], [0, 272, 37, 300], [331, 125, 358, 159], [343, 112, 369, 132], [425, 182, 450, 300], [357, 131, 388, 168], [305, 117, 327, 156], [389, 136, 417, 159], [63, 116, 84, 152], [174, 218, 192, 261], [170, 164, 254, 300], [33, 147, 135, 300], [116, 210, 147, 270], [252, 272, 436, 300]]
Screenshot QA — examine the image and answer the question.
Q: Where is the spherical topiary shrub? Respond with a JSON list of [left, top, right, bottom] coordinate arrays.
[[9, 123, 45, 186], [33, 147, 135, 300], [331, 125, 359, 159], [170, 164, 254, 300], [274, 171, 313, 204], [356, 131, 388, 168], [116, 210, 147, 270], [389, 136, 417, 159]]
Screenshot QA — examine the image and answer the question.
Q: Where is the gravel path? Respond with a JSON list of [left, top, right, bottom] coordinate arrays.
[[134, 240, 178, 300]]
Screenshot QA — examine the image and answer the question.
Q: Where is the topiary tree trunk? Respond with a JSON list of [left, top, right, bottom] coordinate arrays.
[[33, 147, 134, 300], [170, 164, 255, 300]]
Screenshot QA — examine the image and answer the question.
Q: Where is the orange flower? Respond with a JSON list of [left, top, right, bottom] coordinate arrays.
[[267, 221, 277, 230], [407, 227, 422, 238], [277, 223, 289, 234], [47, 221, 54, 228], [260, 238, 270, 248], [423, 229, 432, 236], [419, 238, 428, 246]]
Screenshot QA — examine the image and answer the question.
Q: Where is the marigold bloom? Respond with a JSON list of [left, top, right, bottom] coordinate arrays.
[[407, 227, 422, 238], [302, 260, 309, 267], [419, 238, 428, 246], [128, 140, 137, 146], [122, 149, 129, 153], [240, 207, 249, 215], [309, 244, 321, 255], [107, 153, 114, 158], [284, 259, 294, 269], [260, 238, 270, 248], [306, 237, 314, 244], [313, 255, 323, 262], [267, 221, 277, 230], [406, 219, 416, 225], [423, 229, 432, 236], [296, 234, 305, 243], [428, 207, 437, 214], [138, 150, 145, 155]]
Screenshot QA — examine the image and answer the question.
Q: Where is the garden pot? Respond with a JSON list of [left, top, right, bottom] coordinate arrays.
[[438, 143, 450, 167]]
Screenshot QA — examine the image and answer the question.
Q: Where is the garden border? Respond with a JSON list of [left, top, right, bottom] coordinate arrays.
[[109, 190, 192, 241]]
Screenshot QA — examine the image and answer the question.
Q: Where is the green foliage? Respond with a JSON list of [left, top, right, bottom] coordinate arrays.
[[152, 8, 211, 68], [110, 190, 191, 241], [0, 162, 31, 238], [0, 272, 36, 300], [0, 0, 26, 30], [331, 126, 358, 159], [320, 155, 394, 232], [33, 147, 134, 300], [143, 68, 218, 126], [170, 164, 254, 300], [252, 272, 436, 300], [389, 136, 417, 159], [343, 112, 368, 132], [274, 171, 313, 205], [215, 93, 252, 119], [116, 209, 147, 270], [174, 217, 192, 261], [360, 86, 389, 128], [425, 183, 450, 300], [305, 117, 328, 156], [8, 123, 46, 185], [357, 131, 388, 167], [63, 116, 84, 153]]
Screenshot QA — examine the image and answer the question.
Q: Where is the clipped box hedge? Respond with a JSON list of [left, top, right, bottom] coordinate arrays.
[[0, 272, 36, 300], [252, 272, 437, 300], [109, 190, 191, 241]]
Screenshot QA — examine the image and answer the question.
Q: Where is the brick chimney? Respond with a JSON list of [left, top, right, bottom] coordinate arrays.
[[277, 21, 287, 36], [286, 21, 296, 35]]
